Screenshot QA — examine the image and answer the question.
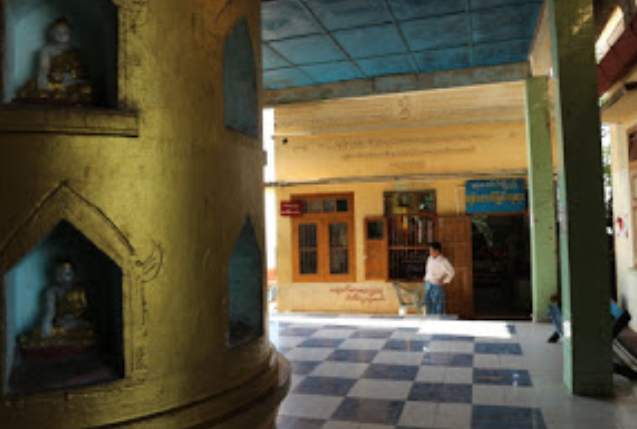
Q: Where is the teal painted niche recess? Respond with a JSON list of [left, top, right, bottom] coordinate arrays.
[[228, 219, 264, 348], [1, 0, 118, 106], [3, 220, 124, 395], [224, 19, 259, 138]]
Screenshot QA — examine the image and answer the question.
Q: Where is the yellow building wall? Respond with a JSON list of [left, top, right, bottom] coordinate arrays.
[[275, 180, 478, 313], [275, 122, 528, 181], [272, 85, 530, 314], [606, 66, 637, 330]]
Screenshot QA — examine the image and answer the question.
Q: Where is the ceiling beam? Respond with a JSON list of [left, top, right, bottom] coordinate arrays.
[[263, 62, 531, 106]]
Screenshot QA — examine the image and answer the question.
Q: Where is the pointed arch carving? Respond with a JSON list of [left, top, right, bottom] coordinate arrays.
[[0, 182, 137, 396], [224, 18, 258, 138], [227, 216, 264, 348], [0, 182, 134, 272]]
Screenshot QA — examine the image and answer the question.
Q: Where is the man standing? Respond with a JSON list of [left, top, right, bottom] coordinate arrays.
[[423, 242, 455, 315]]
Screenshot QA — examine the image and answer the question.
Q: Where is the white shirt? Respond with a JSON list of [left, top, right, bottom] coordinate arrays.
[[424, 255, 455, 285]]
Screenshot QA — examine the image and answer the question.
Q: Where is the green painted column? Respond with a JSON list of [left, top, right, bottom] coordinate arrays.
[[548, 0, 613, 395], [524, 77, 558, 322]]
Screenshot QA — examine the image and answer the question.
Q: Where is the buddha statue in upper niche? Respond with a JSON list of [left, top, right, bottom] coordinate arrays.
[[19, 261, 96, 350], [15, 17, 94, 105]]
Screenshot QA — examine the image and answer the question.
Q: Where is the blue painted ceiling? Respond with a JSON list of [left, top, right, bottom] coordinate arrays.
[[262, 0, 543, 90]]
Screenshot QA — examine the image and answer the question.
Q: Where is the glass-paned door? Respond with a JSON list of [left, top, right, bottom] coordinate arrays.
[[298, 223, 318, 275], [329, 223, 349, 274], [291, 193, 355, 282]]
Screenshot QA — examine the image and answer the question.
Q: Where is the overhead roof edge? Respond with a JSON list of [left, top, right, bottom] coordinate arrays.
[[263, 62, 531, 106]]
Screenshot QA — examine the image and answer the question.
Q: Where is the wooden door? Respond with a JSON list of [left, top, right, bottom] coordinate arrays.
[[439, 216, 473, 319], [292, 217, 356, 283], [365, 217, 388, 280]]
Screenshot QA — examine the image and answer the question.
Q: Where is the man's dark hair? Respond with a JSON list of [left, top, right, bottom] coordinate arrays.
[[430, 242, 442, 252]]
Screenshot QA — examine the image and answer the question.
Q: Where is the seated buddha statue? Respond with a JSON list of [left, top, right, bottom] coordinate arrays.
[[19, 261, 96, 350], [15, 17, 94, 106]]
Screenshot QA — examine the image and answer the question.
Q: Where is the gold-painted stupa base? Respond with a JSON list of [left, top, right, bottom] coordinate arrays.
[[14, 48, 94, 106], [0, 0, 288, 426], [18, 325, 96, 350], [15, 80, 94, 107], [13, 88, 94, 107], [109, 351, 290, 429]]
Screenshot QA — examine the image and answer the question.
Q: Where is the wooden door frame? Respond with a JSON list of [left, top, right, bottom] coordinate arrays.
[[470, 212, 533, 319], [290, 193, 356, 283], [439, 215, 474, 319], [364, 216, 388, 281]]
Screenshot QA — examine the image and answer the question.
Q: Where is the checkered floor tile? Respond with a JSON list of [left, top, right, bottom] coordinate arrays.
[[270, 313, 637, 429]]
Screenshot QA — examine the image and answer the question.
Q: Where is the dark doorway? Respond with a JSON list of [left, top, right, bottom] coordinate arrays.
[[472, 215, 531, 320]]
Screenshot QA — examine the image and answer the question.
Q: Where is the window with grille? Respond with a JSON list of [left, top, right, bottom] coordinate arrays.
[[384, 191, 436, 215], [291, 194, 355, 282], [383, 190, 437, 281], [629, 127, 637, 163], [387, 215, 436, 280]]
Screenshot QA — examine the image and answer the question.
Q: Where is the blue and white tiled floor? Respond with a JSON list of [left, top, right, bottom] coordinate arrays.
[[270, 313, 637, 429]]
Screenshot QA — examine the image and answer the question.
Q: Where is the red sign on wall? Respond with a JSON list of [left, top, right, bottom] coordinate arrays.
[[280, 201, 303, 216]]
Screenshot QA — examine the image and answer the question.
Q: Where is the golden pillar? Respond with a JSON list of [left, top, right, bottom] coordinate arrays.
[[0, 0, 289, 427]]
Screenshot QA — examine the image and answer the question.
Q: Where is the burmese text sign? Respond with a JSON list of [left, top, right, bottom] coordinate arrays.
[[465, 179, 527, 214]]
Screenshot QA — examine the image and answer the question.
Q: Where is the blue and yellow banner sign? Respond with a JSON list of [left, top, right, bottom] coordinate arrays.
[[465, 179, 527, 214]]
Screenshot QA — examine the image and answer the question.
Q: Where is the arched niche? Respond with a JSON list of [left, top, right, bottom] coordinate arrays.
[[3, 220, 124, 396], [224, 19, 258, 138], [1, 0, 118, 106], [227, 219, 264, 348]]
